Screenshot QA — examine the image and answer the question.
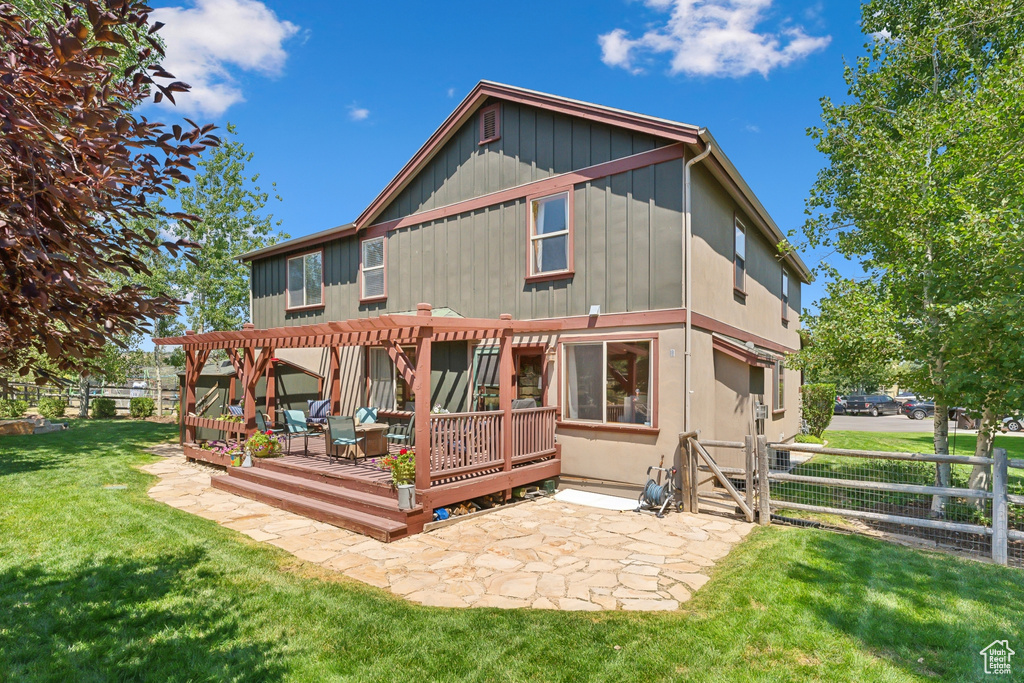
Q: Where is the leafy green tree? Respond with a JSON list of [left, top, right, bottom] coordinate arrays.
[[802, 0, 1024, 512], [788, 277, 901, 394], [163, 124, 288, 333]]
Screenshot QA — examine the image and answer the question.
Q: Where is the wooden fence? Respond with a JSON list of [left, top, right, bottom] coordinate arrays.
[[428, 411, 504, 481], [511, 406, 557, 463], [2, 381, 179, 414], [761, 441, 1024, 567]]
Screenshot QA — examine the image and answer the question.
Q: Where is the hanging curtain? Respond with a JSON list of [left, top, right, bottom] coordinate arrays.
[[566, 345, 579, 419]]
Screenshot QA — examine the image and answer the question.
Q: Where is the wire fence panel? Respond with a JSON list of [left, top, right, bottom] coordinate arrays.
[[766, 443, 1022, 568]]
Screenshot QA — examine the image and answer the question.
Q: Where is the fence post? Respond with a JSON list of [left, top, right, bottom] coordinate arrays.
[[756, 435, 770, 526], [745, 435, 755, 521], [679, 437, 692, 512], [992, 447, 1008, 566]]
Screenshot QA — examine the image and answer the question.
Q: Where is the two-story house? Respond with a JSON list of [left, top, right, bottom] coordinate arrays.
[[161, 81, 807, 537]]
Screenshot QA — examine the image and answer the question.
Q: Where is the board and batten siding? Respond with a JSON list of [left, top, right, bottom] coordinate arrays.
[[378, 100, 673, 224], [251, 163, 684, 327]]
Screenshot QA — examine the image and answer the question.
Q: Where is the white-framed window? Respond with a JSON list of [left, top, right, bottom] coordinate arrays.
[[773, 360, 785, 412], [286, 251, 323, 309], [781, 269, 790, 321], [529, 191, 571, 276], [361, 236, 386, 301], [734, 219, 746, 292], [563, 339, 653, 426]]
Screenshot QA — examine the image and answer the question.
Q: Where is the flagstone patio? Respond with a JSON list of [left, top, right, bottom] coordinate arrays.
[[141, 454, 755, 611]]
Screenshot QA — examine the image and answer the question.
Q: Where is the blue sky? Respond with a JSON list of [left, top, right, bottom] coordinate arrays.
[[146, 0, 871, 313]]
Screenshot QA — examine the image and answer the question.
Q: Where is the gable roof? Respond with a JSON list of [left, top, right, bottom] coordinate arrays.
[[238, 81, 811, 282]]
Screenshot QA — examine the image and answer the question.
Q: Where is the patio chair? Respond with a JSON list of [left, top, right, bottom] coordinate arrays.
[[255, 412, 284, 435], [326, 415, 364, 462], [282, 410, 312, 456], [386, 414, 415, 449], [355, 406, 378, 425], [227, 404, 244, 417], [306, 399, 330, 427]]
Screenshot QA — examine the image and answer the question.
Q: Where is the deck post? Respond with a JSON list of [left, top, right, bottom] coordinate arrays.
[[265, 359, 276, 422], [242, 342, 256, 436], [329, 346, 341, 414], [414, 304, 433, 494], [183, 330, 196, 444], [499, 316, 514, 492]]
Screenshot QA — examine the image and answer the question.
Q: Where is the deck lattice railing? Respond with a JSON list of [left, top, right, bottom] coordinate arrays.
[[511, 407, 558, 463], [428, 411, 504, 481]]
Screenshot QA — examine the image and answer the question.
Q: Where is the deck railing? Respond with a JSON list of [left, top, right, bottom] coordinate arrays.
[[428, 411, 504, 481], [511, 406, 558, 463]]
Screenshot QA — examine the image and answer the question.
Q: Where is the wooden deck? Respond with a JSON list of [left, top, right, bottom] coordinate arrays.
[[182, 434, 560, 542]]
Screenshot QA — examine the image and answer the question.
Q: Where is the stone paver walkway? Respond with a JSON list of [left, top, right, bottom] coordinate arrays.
[[142, 455, 754, 611]]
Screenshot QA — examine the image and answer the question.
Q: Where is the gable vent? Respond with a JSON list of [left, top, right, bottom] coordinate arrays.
[[478, 104, 500, 145]]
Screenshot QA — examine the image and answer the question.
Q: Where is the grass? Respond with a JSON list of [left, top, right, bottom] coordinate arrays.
[[1, 421, 1023, 681]]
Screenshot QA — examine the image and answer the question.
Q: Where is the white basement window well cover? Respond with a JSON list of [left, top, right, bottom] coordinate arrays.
[[362, 236, 385, 299]]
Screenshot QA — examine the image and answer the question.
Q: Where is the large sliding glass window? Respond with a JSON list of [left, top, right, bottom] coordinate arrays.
[[368, 346, 416, 411], [563, 339, 653, 426], [286, 251, 323, 309]]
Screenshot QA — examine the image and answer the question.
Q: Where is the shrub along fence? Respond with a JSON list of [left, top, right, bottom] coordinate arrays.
[[0, 381, 178, 416], [758, 439, 1023, 568]]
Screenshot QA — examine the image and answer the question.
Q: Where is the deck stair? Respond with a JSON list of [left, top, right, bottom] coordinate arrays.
[[211, 464, 425, 542]]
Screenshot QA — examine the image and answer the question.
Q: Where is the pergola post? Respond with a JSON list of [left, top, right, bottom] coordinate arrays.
[[499, 314, 514, 492], [242, 346, 256, 435], [413, 304, 433, 493], [183, 330, 197, 444], [329, 346, 341, 414], [265, 360, 276, 422]]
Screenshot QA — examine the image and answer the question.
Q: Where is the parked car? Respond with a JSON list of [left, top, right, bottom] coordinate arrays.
[[902, 400, 935, 420], [1004, 416, 1023, 432], [844, 394, 901, 416], [895, 391, 919, 404], [834, 396, 847, 415]]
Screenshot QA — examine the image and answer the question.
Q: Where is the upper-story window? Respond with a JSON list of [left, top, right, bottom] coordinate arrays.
[[361, 236, 386, 302], [734, 219, 746, 293], [286, 251, 323, 310], [528, 191, 572, 278], [781, 268, 790, 321]]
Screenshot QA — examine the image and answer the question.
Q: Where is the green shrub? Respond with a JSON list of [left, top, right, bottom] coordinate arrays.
[[37, 397, 68, 419], [802, 383, 836, 438], [129, 397, 155, 418], [795, 433, 823, 444], [0, 399, 29, 418], [90, 397, 117, 418]]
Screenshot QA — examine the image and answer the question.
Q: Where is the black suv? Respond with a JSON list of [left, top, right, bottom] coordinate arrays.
[[843, 394, 901, 416]]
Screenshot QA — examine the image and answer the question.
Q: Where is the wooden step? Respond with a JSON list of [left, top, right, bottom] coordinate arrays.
[[226, 466, 416, 523], [253, 456, 396, 498], [211, 475, 409, 543]]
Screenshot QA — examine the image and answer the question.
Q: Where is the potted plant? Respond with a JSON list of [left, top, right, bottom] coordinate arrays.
[[376, 448, 417, 509], [244, 431, 282, 462]]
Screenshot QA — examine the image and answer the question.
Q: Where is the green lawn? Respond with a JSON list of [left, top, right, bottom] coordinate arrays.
[[1, 421, 1023, 681]]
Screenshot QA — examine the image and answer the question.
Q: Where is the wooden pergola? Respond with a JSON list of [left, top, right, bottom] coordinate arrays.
[[155, 304, 565, 493]]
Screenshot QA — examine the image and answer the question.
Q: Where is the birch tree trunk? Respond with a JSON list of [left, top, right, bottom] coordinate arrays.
[[930, 402, 950, 517], [968, 407, 996, 512]]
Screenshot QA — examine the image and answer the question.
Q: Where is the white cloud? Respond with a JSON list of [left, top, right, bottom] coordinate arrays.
[[348, 105, 370, 121], [447, 87, 456, 98], [599, 0, 831, 78], [151, 0, 300, 117]]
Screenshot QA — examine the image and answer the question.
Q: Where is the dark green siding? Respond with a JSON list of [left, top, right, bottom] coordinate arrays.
[[250, 101, 684, 328]]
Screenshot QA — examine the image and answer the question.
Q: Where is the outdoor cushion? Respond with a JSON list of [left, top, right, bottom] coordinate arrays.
[[227, 405, 244, 417], [355, 406, 378, 424], [307, 399, 330, 424]]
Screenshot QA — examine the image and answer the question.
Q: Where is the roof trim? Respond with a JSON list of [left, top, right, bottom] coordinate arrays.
[[238, 222, 355, 263], [353, 80, 702, 231], [698, 130, 811, 283]]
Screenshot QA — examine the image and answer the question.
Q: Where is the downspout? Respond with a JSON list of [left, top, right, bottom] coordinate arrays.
[[684, 133, 712, 434]]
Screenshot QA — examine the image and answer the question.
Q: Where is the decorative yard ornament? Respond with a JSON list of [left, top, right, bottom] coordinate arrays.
[[0, 1, 219, 380]]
